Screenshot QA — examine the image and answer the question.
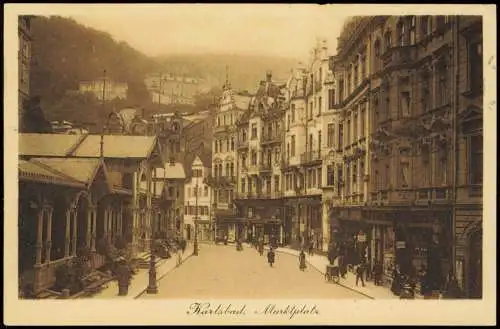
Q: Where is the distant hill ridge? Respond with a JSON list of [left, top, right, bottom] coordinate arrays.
[[28, 15, 299, 126]]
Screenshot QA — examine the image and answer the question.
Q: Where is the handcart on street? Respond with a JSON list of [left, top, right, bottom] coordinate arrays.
[[325, 264, 340, 284]]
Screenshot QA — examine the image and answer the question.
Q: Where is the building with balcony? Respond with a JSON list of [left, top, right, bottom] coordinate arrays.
[[281, 42, 332, 251], [234, 72, 286, 245], [211, 79, 253, 242], [184, 155, 213, 242], [329, 15, 483, 298]]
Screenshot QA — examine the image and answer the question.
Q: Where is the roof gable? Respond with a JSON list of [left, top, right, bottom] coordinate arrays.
[[71, 135, 158, 159], [19, 133, 84, 157]]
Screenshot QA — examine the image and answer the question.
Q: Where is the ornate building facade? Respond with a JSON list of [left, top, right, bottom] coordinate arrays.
[[234, 72, 286, 245], [211, 81, 252, 242], [329, 15, 483, 297]]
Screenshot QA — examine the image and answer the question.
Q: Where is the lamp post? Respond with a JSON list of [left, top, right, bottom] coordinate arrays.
[[193, 176, 199, 256], [147, 191, 158, 294]]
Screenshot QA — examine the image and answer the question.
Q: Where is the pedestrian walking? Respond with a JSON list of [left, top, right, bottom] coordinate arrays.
[[355, 261, 366, 287], [267, 248, 275, 267], [259, 240, 264, 256], [299, 250, 307, 271], [339, 255, 348, 279], [308, 240, 314, 256], [176, 249, 182, 267], [391, 265, 402, 296]]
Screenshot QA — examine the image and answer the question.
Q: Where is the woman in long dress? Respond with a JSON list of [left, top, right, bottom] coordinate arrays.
[[299, 250, 307, 271]]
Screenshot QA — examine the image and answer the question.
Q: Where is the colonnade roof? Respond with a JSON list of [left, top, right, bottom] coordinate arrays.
[[19, 158, 87, 188], [19, 133, 159, 160]]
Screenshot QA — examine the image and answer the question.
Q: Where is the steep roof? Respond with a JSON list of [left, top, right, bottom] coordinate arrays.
[[19, 159, 86, 188], [19, 133, 85, 157], [71, 135, 158, 158], [29, 157, 104, 185], [155, 162, 186, 180]]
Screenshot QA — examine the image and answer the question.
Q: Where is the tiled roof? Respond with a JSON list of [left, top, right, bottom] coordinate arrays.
[[30, 157, 103, 185], [19, 159, 85, 188], [71, 135, 157, 158], [19, 133, 85, 157]]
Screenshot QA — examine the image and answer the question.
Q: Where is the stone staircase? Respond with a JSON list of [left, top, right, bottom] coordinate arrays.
[[135, 252, 162, 269]]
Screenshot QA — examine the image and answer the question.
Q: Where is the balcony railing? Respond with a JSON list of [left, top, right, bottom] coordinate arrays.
[[235, 191, 283, 200], [415, 187, 452, 204], [237, 140, 249, 149], [259, 162, 272, 172], [382, 45, 418, 70], [300, 150, 322, 164], [261, 132, 282, 144], [213, 176, 236, 186]]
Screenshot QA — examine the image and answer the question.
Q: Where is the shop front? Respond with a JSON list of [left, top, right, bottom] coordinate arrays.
[[371, 207, 452, 289]]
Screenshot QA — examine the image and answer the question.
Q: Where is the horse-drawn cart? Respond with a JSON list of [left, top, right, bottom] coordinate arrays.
[[325, 265, 340, 283]]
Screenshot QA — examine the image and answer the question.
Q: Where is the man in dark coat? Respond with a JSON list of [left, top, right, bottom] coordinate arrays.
[[355, 260, 366, 287], [267, 248, 275, 267]]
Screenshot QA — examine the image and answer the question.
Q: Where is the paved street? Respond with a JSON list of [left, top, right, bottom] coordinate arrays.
[[140, 244, 366, 299]]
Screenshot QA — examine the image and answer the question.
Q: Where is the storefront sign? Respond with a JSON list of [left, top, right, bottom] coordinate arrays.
[[396, 241, 406, 249]]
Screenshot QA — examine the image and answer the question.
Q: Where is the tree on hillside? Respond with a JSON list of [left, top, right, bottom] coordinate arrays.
[[29, 15, 160, 125]]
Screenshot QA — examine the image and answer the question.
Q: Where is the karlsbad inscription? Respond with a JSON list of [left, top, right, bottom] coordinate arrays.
[[187, 302, 320, 320]]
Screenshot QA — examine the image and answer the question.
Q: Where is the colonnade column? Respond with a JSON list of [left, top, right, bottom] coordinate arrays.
[[44, 206, 53, 263], [64, 208, 72, 258], [71, 206, 77, 257], [90, 206, 97, 252], [86, 205, 92, 249], [35, 206, 44, 265]]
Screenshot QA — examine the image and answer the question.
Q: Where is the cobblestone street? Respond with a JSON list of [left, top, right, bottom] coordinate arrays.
[[140, 244, 366, 299]]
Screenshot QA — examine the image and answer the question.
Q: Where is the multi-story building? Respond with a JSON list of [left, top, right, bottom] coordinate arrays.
[[328, 15, 483, 297], [145, 74, 204, 106], [211, 80, 252, 242], [184, 155, 213, 242], [454, 16, 483, 299], [18, 15, 32, 125], [234, 72, 286, 245], [328, 17, 374, 269], [79, 79, 128, 101], [281, 42, 332, 251]]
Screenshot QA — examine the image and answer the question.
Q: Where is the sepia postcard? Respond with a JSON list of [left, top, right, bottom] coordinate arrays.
[[3, 3, 497, 326]]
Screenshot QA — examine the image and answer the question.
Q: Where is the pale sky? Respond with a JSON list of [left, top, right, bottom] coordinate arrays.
[[68, 4, 348, 61]]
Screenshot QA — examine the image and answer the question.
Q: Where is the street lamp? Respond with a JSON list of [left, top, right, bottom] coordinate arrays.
[[193, 176, 199, 256], [147, 202, 158, 294]]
